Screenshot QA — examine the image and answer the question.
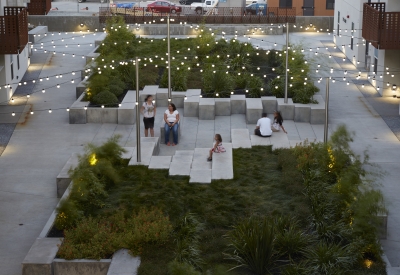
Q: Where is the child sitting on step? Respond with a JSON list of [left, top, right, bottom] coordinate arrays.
[[208, 134, 226, 161]]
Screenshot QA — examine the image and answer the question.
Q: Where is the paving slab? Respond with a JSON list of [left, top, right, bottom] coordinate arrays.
[[148, 156, 172, 169], [231, 129, 252, 149], [107, 249, 140, 275], [189, 169, 212, 184], [191, 148, 212, 170], [128, 142, 156, 166], [250, 134, 271, 146]]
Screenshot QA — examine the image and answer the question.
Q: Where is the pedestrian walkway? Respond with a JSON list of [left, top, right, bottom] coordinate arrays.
[[0, 32, 400, 275]]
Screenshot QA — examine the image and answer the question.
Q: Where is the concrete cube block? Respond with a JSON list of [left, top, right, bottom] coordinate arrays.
[[156, 88, 168, 107], [57, 153, 79, 198], [22, 238, 62, 275], [140, 86, 158, 103], [172, 91, 185, 108], [261, 96, 277, 114], [199, 98, 215, 120], [184, 89, 201, 117], [118, 90, 136, 125], [277, 98, 294, 120], [230, 95, 246, 114], [53, 259, 111, 275], [28, 26, 48, 44], [310, 95, 325, 124], [215, 98, 231, 116], [160, 124, 181, 144], [294, 104, 311, 122], [246, 98, 263, 124]]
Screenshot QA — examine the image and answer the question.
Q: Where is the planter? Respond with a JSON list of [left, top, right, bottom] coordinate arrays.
[[69, 90, 136, 124]]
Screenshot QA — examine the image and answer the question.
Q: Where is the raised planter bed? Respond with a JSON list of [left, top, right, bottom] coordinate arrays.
[[69, 90, 136, 124]]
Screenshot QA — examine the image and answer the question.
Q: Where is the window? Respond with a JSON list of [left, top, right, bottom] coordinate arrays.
[[337, 11, 340, 36], [17, 53, 20, 70], [279, 0, 292, 8], [11, 63, 14, 80], [326, 0, 335, 10]]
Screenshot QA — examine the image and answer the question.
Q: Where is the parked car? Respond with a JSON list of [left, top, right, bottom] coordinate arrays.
[[245, 2, 267, 15], [110, 1, 136, 8], [179, 0, 202, 5], [146, 1, 182, 13]]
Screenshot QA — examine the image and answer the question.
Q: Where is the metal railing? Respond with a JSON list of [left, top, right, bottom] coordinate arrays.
[[0, 7, 28, 55], [27, 0, 51, 15], [99, 6, 296, 24], [362, 2, 400, 50]]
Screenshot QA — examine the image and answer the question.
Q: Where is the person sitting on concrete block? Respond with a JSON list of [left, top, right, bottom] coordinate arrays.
[[255, 112, 272, 137]]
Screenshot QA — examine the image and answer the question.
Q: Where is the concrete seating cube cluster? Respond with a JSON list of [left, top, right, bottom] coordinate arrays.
[[160, 123, 181, 144], [199, 98, 215, 120], [246, 98, 263, 123], [184, 89, 201, 117], [212, 143, 233, 180], [28, 26, 48, 44]]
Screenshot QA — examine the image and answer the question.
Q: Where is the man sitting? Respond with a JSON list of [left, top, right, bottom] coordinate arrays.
[[255, 113, 272, 137]]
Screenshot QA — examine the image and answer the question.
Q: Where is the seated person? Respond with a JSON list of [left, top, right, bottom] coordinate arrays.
[[255, 112, 272, 137], [164, 103, 179, 146]]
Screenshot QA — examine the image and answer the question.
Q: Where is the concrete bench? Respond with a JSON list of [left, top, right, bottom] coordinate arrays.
[[212, 143, 233, 180], [156, 88, 168, 107], [107, 249, 140, 275], [261, 96, 277, 114], [215, 98, 231, 116], [171, 91, 185, 108], [140, 85, 158, 103], [231, 129, 252, 149], [87, 107, 118, 124], [56, 153, 79, 198], [199, 98, 215, 120], [277, 98, 295, 120], [310, 95, 325, 124], [246, 98, 263, 124], [22, 238, 62, 275], [28, 26, 48, 43], [294, 103, 311, 122], [118, 90, 136, 125], [160, 122, 181, 144], [250, 134, 271, 146], [230, 95, 246, 114], [184, 89, 201, 117]]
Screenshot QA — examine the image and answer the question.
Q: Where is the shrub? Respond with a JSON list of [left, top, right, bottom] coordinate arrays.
[[57, 207, 172, 260], [202, 68, 234, 96], [54, 199, 83, 230], [91, 91, 119, 106], [108, 78, 126, 97], [246, 75, 264, 98], [225, 216, 277, 275], [160, 68, 188, 91]]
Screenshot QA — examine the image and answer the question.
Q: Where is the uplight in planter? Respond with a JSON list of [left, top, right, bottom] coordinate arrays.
[[89, 154, 98, 166]]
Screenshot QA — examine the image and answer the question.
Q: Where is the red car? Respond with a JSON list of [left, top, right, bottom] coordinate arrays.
[[146, 1, 182, 13]]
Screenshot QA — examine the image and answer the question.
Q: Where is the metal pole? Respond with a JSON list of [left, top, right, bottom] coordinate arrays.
[[167, 14, 171, 101], [324, 77, 329, 144], [136, 57, 141, 162], [284, 23, 289, 103]]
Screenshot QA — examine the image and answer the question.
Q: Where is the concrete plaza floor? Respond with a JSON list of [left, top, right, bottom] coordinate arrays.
[[0, 31, 400, 274]]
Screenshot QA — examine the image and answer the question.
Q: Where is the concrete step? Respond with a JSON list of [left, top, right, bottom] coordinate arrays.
[[169, 150, 194, 176], [231, 129, 252, 149], [212, 143, 233, 180]]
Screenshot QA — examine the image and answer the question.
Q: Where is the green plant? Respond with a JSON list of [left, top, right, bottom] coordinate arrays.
[[167, 260, 201, 275], [54, 199, 83, 230], [173, 213, 204, 270], [92, 91, 119, 106], [225, 216, 277, 275], [303, 241, 355, 275]]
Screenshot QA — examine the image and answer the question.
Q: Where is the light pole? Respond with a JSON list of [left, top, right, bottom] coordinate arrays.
[[167, 14, 171, 101], [135, 57, 141, 162], [324, 77, 329, 143], [284, 23, 289, 103]]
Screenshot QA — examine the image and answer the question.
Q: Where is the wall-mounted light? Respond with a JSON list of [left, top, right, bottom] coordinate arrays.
[[80, 23, 84, 27], [392, 84, 397, 98]]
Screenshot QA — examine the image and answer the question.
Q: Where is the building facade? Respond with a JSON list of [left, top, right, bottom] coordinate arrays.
[[334, 0, 400, 97], [0, 0, 29, 104], [267, 0, 335, 16]]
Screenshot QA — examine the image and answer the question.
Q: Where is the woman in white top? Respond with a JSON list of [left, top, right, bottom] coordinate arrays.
[[140, 95, 156, 137], [164, 103, 180, 146]]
